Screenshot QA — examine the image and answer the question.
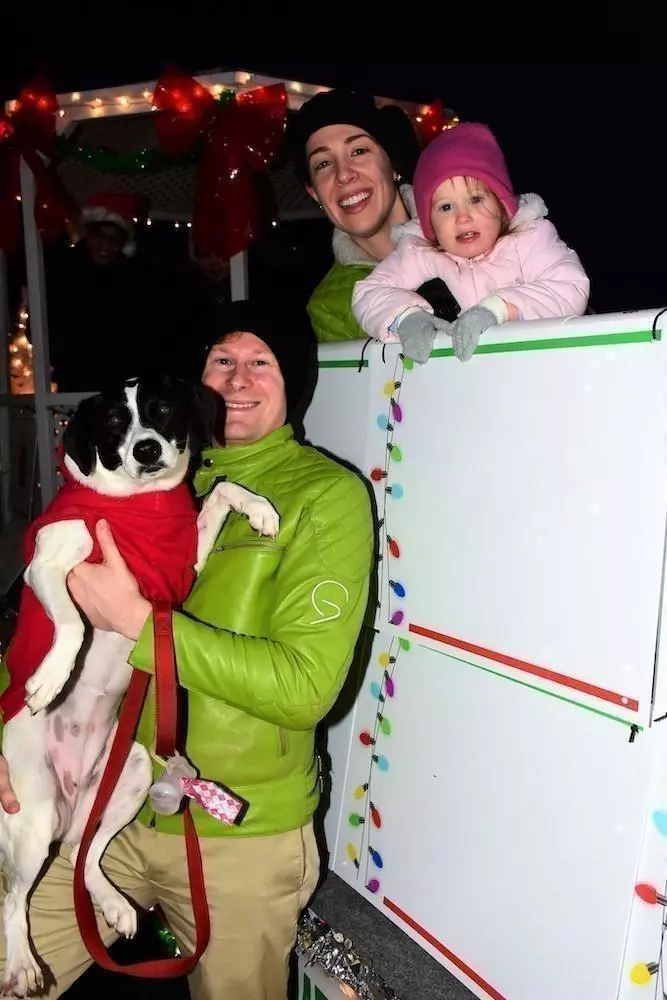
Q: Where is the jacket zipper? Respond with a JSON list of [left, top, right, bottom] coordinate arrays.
[[213, 540, 286, 554]]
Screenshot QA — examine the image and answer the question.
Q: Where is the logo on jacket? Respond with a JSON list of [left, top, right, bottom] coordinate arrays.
[[309, 580, 349, 625]]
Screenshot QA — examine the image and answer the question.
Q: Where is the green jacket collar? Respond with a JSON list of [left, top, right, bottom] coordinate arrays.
[[194, 424, 294, 497]]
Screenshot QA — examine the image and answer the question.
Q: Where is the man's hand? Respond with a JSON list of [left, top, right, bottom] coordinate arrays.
[[0, 755, 19, 813], [67, 520, 151, 641]]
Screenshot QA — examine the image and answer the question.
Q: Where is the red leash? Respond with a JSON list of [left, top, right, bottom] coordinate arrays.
[[73, 601, 211, 977]]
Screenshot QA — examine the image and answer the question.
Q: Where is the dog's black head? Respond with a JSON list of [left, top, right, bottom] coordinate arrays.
[[62, 375, 220, 496]]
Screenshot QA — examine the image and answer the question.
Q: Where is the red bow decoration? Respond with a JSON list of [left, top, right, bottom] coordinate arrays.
[[152, 68, 287, 260], [0, 76, 73, 253]]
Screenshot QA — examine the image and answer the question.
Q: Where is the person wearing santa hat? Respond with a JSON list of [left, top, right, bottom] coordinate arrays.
[[78, 192, 140, 265], [47, 192, 166, 392]]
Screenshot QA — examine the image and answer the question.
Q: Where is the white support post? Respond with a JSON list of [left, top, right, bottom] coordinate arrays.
[[0, 251, 11, 528], [20, 158, 56, 507], [230, 250, 249, 301]]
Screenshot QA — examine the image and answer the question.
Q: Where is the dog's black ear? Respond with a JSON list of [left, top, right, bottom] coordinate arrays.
[[187, 384, 222, 455], [62, 395, 101, 477]]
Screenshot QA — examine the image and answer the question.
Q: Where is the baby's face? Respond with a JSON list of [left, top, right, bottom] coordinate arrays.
[[430, 176, 503, 258]]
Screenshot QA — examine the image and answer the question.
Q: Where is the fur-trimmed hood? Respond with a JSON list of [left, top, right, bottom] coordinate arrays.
[[507, 193, 548, 232], [331, 189, 548, 266], [331, 184, 419, 266]]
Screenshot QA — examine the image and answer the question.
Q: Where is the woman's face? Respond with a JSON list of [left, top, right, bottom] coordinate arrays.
[[305, 124, 400, 241]]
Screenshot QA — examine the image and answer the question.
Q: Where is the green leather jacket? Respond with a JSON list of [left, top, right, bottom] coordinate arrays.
[[307, 262, 374, 343], [129, 425, 374, 837]]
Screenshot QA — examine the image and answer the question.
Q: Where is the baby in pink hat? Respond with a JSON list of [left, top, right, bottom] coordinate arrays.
[[352, 122, 590, 362]]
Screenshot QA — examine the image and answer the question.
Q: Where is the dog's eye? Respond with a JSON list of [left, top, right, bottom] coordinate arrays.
[[107, 413, 124, 428], [157, 402, 171, 416]]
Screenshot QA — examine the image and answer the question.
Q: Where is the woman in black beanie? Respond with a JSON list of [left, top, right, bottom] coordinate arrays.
[[288, 89, 421, 343]]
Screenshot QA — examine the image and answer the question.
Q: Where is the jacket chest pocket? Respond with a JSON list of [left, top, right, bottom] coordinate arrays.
[[213, 539, 287, 556]]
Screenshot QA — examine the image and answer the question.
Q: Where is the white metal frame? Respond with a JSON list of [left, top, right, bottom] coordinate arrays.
[[0, 70, 424, 515]]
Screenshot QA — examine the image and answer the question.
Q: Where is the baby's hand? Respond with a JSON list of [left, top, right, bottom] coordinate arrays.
[[396, 311, 450, 365], [448, 306, 497, 363]]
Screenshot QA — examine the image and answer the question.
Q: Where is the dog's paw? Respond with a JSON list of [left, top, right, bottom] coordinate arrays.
[[25, 666, 71, 715], [244, 498, 280, 538], [25, 659, 73, 715], [2, 945, 43, 996], [24, 628, 81, 713], [96, 888, 137, 939]]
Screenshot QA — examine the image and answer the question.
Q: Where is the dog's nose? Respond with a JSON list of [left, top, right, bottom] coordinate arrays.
[[132, 439, 162, 465]]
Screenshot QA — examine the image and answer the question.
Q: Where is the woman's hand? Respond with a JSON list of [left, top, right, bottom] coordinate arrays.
[[67, 520, 151, 641], [0, 755, 19, 813]]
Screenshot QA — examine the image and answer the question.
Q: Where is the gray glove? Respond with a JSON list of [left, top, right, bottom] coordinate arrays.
[[396, 311, 451, 365], [448, 306, 498, 363]]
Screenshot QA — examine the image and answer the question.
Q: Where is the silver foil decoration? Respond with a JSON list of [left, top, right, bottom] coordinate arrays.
[[296, 909, 402, 1000]]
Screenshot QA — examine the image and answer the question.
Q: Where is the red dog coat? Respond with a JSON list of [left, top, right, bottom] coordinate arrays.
[[1, 464, 198, 723]]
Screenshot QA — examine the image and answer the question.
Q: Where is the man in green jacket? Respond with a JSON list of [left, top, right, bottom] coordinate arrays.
[[0, 300, 374, 999], [289, 89, 421, 343]]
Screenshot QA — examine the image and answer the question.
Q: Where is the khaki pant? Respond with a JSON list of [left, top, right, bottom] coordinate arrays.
[[0, 818, 320, 1000]]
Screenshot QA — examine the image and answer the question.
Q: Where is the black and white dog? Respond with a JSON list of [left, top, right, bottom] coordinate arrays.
[[0, 376, 278, 996]]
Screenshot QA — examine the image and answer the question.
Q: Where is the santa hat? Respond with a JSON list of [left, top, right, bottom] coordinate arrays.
[[413, 123, 518, 241], [80, 193, 143, 257]]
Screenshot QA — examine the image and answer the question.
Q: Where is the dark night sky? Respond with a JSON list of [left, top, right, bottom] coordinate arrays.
[[2, 13, 664, 315]]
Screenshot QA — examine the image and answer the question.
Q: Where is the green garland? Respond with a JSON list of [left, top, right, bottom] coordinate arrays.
[[54, 133, 197, 173], [54, 88, 235, 175]]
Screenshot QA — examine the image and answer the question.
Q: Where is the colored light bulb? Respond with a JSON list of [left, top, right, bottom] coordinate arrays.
[[402, 356, 414, 371], [390, 400, 403, 423], [387, 483, 404, 499], [374, 754, 390, 772], [366, 878, 380, 894], [369, 847, 384, 869], [630, 962, 659, 985], [390, 610, 405, 626], [370, 681, 383, 699], [383, 379, 398, 396], [378, 652, 390, 667], [353, 783, 369, 800], [377, 414, 392, 431], [389, 580, 406, 598], [651, 810, 667, 835], [378, 714, 392, 736], [388, 443, 403, 462], [370, 803, 382, 829], [370, 467, 386, 482], [346, 843, 360, 868], [359, 731, 375, 747], [635, 883, 667, 905], [349, 812, 364, 827], [384, 674, 395, 697], [399, 638, 411, 652], [387, 536, 401, 558]]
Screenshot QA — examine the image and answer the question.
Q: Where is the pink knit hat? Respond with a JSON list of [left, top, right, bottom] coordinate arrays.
[[413, 123, 518, 241]]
